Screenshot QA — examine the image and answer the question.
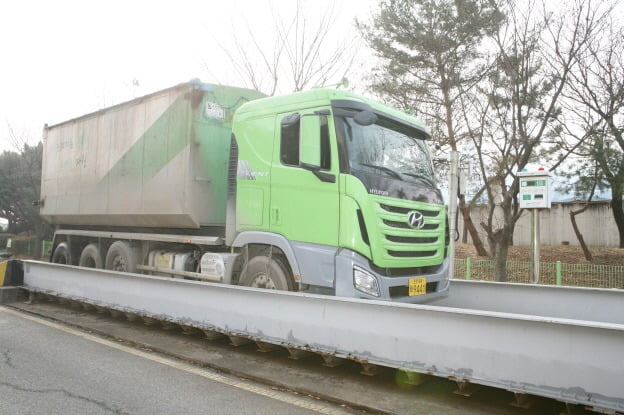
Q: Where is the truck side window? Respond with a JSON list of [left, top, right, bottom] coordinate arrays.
[[280, 112, 331, 170], [281, 114, 300, 166], [319, 115, 330, 170]]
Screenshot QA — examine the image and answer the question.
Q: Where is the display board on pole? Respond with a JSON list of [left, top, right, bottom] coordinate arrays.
[[518, 167, 551, 283]]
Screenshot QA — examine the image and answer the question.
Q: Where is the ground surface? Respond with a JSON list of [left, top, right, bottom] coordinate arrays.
[[2, 301, 568, 415], [0, 306, 349, 415], [455, 243, 624, 266]]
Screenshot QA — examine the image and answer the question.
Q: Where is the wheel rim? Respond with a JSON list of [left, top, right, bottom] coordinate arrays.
[[112, 255, 127, 271], [250, 272, 277, 289]]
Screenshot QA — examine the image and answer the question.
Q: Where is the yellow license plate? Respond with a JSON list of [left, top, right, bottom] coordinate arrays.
[[408, 277, 427, 296]]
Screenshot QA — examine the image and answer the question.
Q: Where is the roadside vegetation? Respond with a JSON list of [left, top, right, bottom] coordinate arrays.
[[0, 132, 52, 255]]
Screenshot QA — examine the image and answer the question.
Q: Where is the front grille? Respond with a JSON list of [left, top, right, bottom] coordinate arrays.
[[389, 282, 438, 298], [374, 196, 445, 264]]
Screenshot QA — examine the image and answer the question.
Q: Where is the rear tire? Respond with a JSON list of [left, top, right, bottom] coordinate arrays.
[[239, 255, 294, 291], [79, 244, 103, 268], [105, 241, 141, 273], [52, 242, 71, 264]]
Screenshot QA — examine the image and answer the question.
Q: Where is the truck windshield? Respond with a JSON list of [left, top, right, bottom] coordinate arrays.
[[340, 116, 435, 186]]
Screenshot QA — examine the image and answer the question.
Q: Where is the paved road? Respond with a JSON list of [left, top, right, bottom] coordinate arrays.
[[0, 306, 354, 415]]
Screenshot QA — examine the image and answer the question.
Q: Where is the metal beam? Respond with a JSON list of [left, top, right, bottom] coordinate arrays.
[[21, 261, 624, 413], [439, 279, 624, 324]]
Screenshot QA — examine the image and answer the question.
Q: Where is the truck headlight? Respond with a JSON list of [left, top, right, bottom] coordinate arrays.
[[353, 266, 380, 297]]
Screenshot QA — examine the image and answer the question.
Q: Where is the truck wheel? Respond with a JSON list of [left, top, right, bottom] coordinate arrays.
[[239, 255, 294, 291], [105, 241, 140, 273], [52, 242, 71, 264], [79, 244, 103, 268]]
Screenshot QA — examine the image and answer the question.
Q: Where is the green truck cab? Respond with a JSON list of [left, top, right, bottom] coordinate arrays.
[[230, 89, 449, 302], [42, 81, 448, 303]]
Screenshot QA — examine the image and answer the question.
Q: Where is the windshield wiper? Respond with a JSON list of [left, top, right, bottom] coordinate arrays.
[[360, 163, 402, 180], [403, 172, 436, 185]]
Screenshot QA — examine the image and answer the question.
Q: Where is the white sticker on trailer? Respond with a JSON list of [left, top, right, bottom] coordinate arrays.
[[205, 102, 226, 120]]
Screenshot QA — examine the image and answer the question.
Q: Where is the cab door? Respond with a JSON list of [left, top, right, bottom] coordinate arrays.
[[269, 108, 340, 248]]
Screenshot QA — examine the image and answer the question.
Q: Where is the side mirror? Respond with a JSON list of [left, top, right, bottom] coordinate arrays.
[[353, 110, 378, 126], [300, 116, 321, 167]]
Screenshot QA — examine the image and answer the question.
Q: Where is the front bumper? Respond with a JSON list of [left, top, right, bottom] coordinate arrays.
[[335, 249, 450, 303]]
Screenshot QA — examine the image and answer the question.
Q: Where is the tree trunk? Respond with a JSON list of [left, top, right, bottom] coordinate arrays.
[[492, 237, 509, 282], [570, 179, 597, 261], [488, 224, 514, 282], [570, 209, 593, 261], [611, 196, 624, 248], [461, 201, 468, 243], [462, 221, 468, 243], [458, 196, 489, 257]]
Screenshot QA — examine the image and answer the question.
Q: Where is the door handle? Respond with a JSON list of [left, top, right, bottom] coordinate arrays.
[[271, 207, 280, 225]]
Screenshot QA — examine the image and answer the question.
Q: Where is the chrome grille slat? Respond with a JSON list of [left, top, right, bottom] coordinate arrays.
[[386, 235, 438, 244], [379, 203, 440, 216], [382, 219, 439, 230]]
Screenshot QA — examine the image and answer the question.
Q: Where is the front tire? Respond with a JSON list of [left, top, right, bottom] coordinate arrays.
[[105, 241, 141, 273], [239, 255, 294, 291]]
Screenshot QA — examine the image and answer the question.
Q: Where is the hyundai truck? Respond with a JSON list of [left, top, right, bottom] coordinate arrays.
[[41, 80, 449, 302]]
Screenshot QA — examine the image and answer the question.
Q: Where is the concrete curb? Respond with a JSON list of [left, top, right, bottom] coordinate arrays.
[[0, 287, 27, 304]]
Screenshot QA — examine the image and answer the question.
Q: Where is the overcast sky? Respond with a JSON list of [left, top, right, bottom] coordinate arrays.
[[0, 0, 376, 153]]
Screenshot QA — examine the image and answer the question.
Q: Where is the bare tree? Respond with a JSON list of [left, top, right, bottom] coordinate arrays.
[[557, 12, 624, 247], [211, 0, 359, 95], [460, 0, 608, 280]]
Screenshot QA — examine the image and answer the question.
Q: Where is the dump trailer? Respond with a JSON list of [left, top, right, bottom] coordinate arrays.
[[41, 80, 449, 302]]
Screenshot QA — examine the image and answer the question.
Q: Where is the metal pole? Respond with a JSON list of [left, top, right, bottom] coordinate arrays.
[[531, 209, 540, 284], [448, 151, 459, 281]]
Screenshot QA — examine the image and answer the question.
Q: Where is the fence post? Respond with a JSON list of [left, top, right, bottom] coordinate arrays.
[[41, 240, 51, 259], [556, 261, 562, 286], [466, 257, 472, 280]]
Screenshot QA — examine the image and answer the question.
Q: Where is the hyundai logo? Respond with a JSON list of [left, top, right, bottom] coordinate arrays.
[[407, 211, 425, 229]]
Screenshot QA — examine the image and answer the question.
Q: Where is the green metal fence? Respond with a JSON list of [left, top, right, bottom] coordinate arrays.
[[454, 258, 624, 289], [4, 238, 52, 259], [41, 240, 52, 259]]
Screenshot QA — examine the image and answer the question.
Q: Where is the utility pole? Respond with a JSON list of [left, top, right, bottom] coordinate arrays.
[[530, 209, 541, 284], [447, 151, 459, 281]]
